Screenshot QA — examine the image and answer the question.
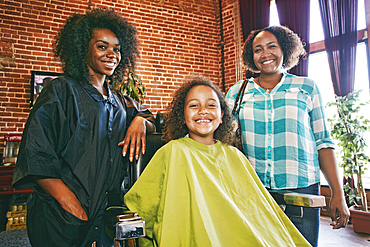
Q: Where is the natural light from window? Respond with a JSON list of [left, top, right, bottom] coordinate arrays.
[[270, 0, 370, 188]]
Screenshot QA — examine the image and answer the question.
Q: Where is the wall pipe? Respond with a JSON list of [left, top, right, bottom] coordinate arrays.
[[218, 0, 226, 92]]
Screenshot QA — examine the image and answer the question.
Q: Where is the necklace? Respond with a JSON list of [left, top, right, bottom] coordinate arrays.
[[256, 77, 273, 93]]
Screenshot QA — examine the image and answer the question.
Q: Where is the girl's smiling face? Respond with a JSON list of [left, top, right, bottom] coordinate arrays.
[[184, 85, 224, 145], [252, 31, 284, 75], [86, 28, 121, 81]]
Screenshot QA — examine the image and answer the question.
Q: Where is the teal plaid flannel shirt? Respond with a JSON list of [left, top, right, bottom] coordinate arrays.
[[225, 73, 335, 189]]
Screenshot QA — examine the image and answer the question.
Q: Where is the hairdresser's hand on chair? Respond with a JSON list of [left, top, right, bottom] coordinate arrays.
[[329, 193, 350, 229], [119, 116, 155, 162]]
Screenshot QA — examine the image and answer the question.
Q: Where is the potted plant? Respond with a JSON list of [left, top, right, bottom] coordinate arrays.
[[327, 90, 370, 234], [113, 68, 146, 104]]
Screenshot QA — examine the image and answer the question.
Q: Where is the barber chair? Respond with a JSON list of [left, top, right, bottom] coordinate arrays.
[[108, 112, 166, 247], [122, 111, 166, 194], [126, 132, 165, 192]]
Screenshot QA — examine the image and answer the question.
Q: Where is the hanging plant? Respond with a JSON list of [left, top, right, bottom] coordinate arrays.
[[113, 68, 146, 104]]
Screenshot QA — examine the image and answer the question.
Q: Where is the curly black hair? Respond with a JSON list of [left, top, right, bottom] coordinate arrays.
[[242, 25, 306, 72], [163, 75, 234, 145], [53, 8, 139, 84]]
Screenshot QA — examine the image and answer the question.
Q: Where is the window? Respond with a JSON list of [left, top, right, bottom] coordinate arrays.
[[308, 0, 370, 188], [270, 0, 370, 188]]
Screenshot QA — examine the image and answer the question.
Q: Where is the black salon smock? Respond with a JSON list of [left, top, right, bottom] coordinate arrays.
[[12, 76, 155, 247]]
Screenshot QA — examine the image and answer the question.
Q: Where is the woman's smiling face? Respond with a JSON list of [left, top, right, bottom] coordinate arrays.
[[184, 85, 224, 145], [86, 28, 121, 80], [252, 31, 284, 75]]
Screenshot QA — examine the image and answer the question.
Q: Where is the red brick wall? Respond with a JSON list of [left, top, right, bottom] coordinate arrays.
[[0, 0, 239, 156], [222, 0, 244, 90]]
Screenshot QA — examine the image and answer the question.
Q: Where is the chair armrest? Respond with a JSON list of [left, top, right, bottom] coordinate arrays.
[[269, 190, 326, 208]]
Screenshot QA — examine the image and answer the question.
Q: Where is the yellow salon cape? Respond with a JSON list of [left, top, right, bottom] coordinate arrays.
[[124, 137, 311, 247]]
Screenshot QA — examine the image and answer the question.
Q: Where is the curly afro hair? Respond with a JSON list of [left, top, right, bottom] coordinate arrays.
[[242, 25, 306, 73], [53, 8, 139, 84], [163, 75, 234, 145]]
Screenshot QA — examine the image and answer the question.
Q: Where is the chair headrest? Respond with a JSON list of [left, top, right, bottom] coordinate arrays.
[[155, 111, 167, 133]]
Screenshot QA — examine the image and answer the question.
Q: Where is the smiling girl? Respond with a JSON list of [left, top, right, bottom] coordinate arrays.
[[124, 75, 310, 246]]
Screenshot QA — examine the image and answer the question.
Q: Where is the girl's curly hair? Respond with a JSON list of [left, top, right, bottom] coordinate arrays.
[[53, 8, 139, 84], [163, 75, 234, 145], [242, 25, 306, 72]]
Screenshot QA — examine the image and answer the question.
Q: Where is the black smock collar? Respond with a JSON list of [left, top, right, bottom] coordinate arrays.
[[78, 79, 119, 107]]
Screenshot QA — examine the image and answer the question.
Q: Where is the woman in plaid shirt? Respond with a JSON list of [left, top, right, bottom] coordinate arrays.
[[225, 25, 349, 247]]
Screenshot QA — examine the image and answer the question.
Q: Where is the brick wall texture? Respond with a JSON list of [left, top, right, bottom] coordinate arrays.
[[0, 0, 242, 155]]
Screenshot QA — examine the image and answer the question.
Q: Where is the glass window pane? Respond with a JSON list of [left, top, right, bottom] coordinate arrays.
[[270, 0, 280, 26], [310, 0, 366, 43], [355, 42, 370, 99], [310, 43, 370, 105], [308, 44, 370, 188], [310, 0, 325, 43], [308, 52, 336, 186], [307, 52, 335, 112], [355, 42, 370, 188], [358, 0, 366, 30]]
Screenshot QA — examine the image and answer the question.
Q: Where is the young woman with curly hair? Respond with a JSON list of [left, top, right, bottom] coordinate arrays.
[[124, 75, 310, 247], [226, 25, 349, 246], [53, 8, 139, 86], [12, 8, 155, 247]]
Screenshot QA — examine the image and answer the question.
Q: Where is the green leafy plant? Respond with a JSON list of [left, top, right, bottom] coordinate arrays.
[[327, 90, 370, 211], [113, 68, 146, 104]]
